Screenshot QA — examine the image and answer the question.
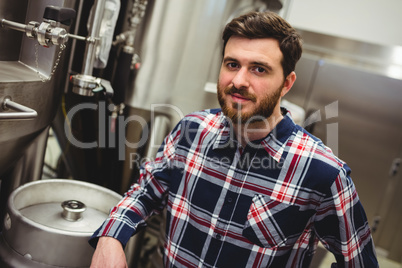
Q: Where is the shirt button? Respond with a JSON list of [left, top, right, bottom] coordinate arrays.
[[216, 234, 222, 240], [227, 197, 233, 203]]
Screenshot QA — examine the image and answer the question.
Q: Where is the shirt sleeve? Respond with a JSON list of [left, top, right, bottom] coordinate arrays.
[[314, 164, 379, 267], [89, 121, 182, 248]]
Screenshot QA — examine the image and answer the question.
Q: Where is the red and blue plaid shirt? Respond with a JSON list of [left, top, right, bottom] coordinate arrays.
[[91, 108, 378, 267]]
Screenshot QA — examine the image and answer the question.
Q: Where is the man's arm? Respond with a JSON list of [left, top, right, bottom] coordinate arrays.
[[90, 237, 127, 268], [88, 120, 183, 263], [314, 165, 379, 267]]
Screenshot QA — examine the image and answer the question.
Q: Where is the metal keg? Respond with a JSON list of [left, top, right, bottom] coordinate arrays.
[[0, 179, 121, 267]]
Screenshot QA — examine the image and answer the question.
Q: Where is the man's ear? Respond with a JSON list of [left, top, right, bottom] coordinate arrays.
[[281, 71, 296, 97]]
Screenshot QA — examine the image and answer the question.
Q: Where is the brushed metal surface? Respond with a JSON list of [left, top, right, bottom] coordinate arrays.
[[0, 0, 77, 177], [1, 179, 121, 267], [0, 0, 28, 61]]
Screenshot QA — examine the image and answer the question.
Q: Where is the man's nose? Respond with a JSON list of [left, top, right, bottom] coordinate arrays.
[[231, 68, 249, 89]]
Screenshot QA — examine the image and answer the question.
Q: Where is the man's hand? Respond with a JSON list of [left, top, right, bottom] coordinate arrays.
[[90, 236, 128, 268]]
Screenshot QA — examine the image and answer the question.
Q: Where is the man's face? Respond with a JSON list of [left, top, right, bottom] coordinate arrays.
[[217, 36, 294, 125]]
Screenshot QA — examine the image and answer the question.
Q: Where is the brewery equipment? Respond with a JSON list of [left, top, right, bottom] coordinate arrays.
[[0, 179, 123, 267], [0, 0, 80, 226], [0, 1, 126, 265]]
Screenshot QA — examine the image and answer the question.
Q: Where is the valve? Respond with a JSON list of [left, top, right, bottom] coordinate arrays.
[[1, 5, 81, 47], [43, 5, 76, 26], [35, 6, 77, 47]]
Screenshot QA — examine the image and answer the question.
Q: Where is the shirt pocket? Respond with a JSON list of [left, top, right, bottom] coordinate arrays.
[[242, 194, 314, 248]]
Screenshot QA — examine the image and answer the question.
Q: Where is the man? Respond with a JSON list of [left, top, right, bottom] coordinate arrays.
[[90, 11, 378, 267]]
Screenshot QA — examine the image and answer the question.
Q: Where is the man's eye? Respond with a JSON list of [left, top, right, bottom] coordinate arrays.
[[227, 62, 238, 69], [254, 67, 266, 73]]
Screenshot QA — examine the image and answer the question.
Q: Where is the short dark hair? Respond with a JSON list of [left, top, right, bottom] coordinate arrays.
[[222, 11, 302, 78]]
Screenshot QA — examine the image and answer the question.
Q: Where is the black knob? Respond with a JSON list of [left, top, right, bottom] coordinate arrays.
[[43, 5, 76, 26]]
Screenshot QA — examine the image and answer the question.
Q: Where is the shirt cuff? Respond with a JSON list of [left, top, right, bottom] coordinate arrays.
[[88, 214, 146, 249]]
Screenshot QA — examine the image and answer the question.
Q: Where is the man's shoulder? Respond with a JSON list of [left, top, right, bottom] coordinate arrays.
[[292, 124, 346, 171], [285, 125, 351, 190]]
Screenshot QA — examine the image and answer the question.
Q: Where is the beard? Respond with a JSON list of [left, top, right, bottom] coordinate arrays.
[[217, 82, 283, 125]]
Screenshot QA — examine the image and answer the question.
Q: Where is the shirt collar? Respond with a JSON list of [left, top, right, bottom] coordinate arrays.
[[213, 108, 296, 162], [212, 112, 237, 149]]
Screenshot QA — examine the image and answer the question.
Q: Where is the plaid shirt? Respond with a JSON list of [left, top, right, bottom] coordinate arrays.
[[91, 108, 378, 267]]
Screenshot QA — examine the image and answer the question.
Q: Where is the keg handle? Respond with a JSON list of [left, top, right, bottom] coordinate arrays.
[[0, 96, 38, 120]]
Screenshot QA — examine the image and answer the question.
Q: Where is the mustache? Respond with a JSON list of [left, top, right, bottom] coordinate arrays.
[[224, 85, 257, 102]]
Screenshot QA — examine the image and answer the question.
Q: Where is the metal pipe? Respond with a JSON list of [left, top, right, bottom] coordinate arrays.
[[1, 19, 26, 33], [68, 33, 89, 42], [2, 18, 88, 46], [81, 0, 106, 75]]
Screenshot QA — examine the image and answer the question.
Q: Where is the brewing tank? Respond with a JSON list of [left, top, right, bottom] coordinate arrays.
[[0, 0, 78, 176], [0, 0, 80, 229]]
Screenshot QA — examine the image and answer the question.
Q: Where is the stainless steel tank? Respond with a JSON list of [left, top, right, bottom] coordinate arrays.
[[0, 0, 78, 177], [0, 179, 122, 267], [0, 0, 80, 224]]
